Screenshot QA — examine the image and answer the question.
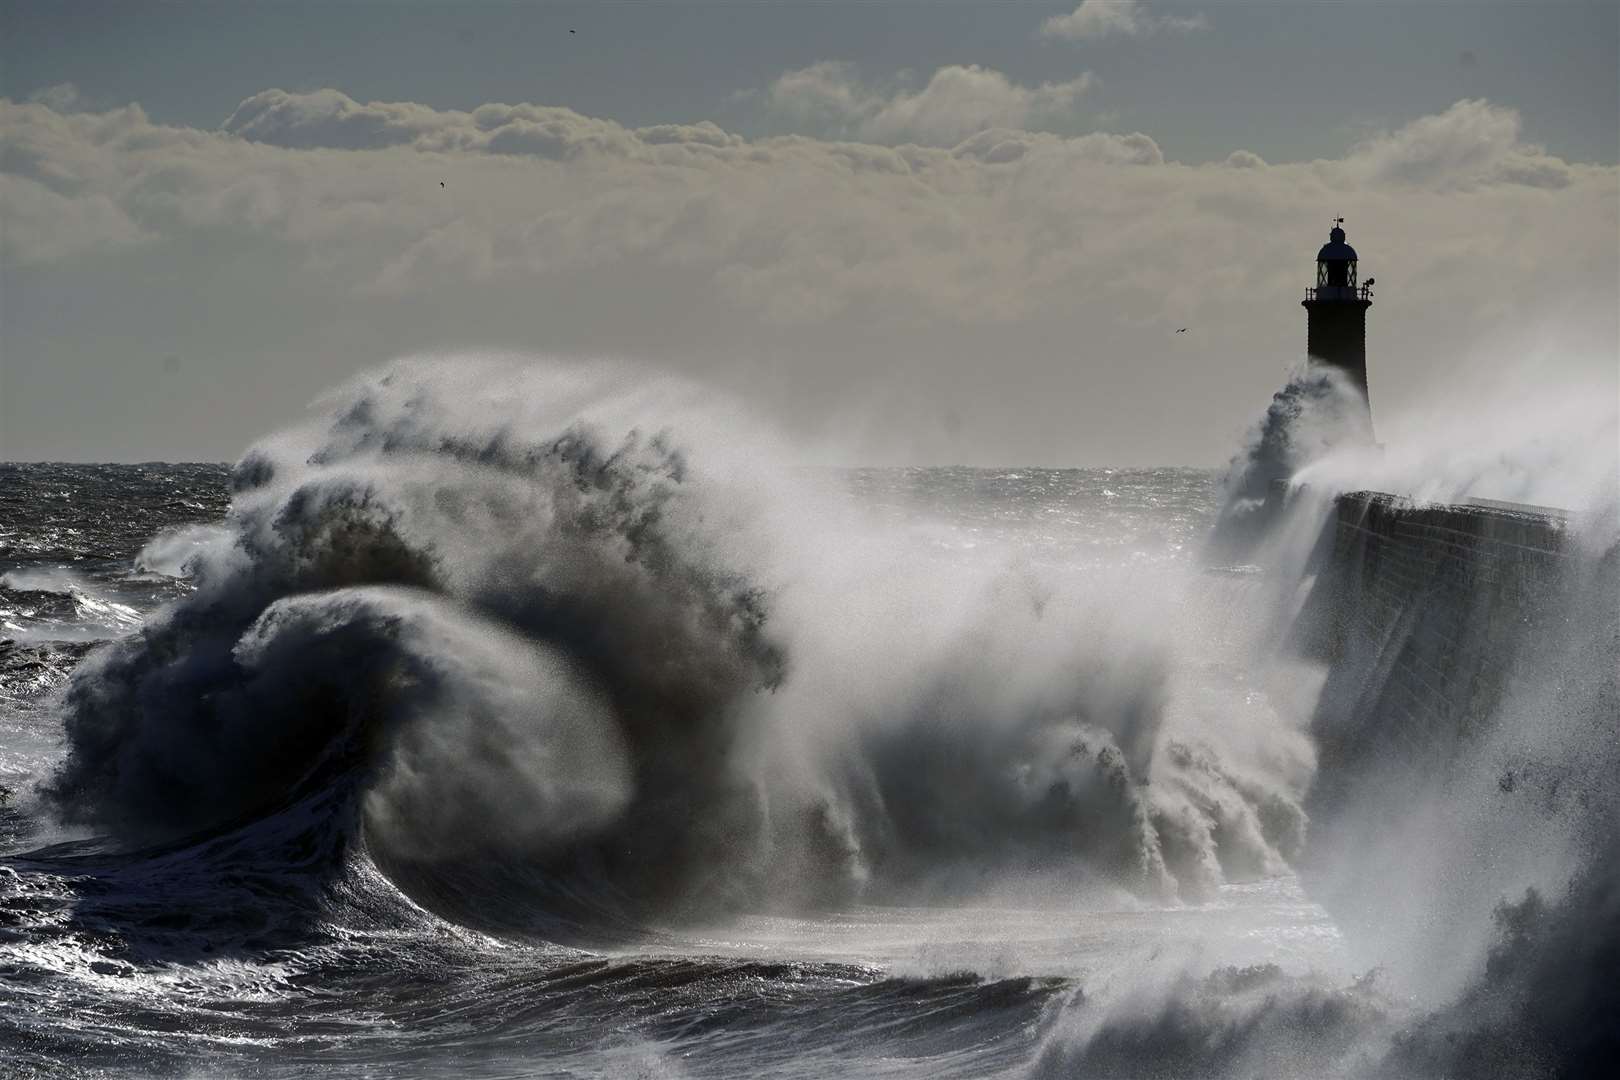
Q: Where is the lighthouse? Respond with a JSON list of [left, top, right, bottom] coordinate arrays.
[[1302, 218, 1375, 433]]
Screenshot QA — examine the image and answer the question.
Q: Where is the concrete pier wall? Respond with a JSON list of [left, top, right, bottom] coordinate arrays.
[[1293, 491, 1571, 816]]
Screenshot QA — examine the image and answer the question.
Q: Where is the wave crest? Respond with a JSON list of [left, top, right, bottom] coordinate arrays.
[[40, 358, 1306, 932]]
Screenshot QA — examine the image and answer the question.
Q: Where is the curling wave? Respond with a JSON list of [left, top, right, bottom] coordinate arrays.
[[38, 357, 1308, 938]]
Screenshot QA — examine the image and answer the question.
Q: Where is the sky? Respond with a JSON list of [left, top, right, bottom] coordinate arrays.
[[2, 0, 1616, 465]]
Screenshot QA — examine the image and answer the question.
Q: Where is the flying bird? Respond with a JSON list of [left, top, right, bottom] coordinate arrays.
[[439, 181, 445, 188], [1176, 328, 1188, 333]]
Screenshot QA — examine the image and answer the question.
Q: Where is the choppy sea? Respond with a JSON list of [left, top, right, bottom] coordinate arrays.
[[2, 361, 1612, 1078]]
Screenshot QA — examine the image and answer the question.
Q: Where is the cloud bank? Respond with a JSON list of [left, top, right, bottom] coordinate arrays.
[[1, 86, 1614, 464]]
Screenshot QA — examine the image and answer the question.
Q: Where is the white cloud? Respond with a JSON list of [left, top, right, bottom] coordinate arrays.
[[1343, 98, 1571, 190], [223, 88, 743, 160], [1, 89, 1612, 464], [762, 62, 1097, 146], [1041, 1, 1210, 42], [25, 82, 84, 112], [761, 61, 874, 134], [0, 173, 147, 261], [1, 92, 1599, 303]]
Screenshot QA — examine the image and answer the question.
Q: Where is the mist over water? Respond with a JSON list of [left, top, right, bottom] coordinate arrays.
[[1, 355, 1614, 1077]]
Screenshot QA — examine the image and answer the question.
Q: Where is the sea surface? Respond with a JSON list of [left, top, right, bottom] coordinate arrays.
[[0, 456, 1370, 1079]]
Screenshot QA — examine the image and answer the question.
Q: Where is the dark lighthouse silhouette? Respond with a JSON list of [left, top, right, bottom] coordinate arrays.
[[1302, 217, 1375, 435]]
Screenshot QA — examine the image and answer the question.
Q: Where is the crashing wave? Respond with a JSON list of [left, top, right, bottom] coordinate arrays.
[[39, 357, 1309, 935]]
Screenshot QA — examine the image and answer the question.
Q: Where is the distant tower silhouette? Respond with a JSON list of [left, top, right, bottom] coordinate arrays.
[[1302, 218, 1375, 431]]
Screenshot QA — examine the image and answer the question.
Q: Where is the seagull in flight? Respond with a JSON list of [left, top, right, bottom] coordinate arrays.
[[1176, 327, 1188, 333]]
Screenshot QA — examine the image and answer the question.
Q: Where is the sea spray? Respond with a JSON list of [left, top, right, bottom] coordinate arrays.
[[19, 363, 1611, 1075], [132, 523, 232, 578], [1205, 362, 1372, 565], [1034, 366, 1620, 1079], [34, 356, 1302, 932], [39, 356, 1308, 929]]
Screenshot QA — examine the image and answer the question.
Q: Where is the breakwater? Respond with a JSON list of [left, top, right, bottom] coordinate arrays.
[[1294, 490, 1572, 819]]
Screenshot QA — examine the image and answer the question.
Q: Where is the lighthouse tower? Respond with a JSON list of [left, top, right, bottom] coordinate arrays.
[[1302, 218, 1374, 431]]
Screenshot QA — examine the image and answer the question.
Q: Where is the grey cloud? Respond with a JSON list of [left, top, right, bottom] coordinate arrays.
[[1, 85, 1614, 467], [222, 88, 437, 150], [760, 62, 1098, 147], [950, 128, 1164, 166], [636, 121, 737, 149], [762, 61, 874, 135], [25, 82, 84, 112], [223, 89, 743, 161], [1041, 1, 1210, 42], [1, 90, 1611, 378], [1343, 99, 1572, 190], [0, 174, 147, 262], [4, 90, 1602, 265], [2, 88, 1607, 337]]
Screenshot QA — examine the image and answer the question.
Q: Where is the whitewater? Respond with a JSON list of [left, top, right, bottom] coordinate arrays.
[[0, 357, 1614, 1078]]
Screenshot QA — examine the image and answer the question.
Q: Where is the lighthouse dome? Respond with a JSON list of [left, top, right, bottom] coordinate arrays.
[[1317, 225, 1357, 262]]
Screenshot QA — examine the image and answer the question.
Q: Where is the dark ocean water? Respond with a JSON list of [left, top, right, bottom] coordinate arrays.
[[1, 464, 232, 801], [1, 458, 1352, 1079], [1, 363, 1611, 1079]]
